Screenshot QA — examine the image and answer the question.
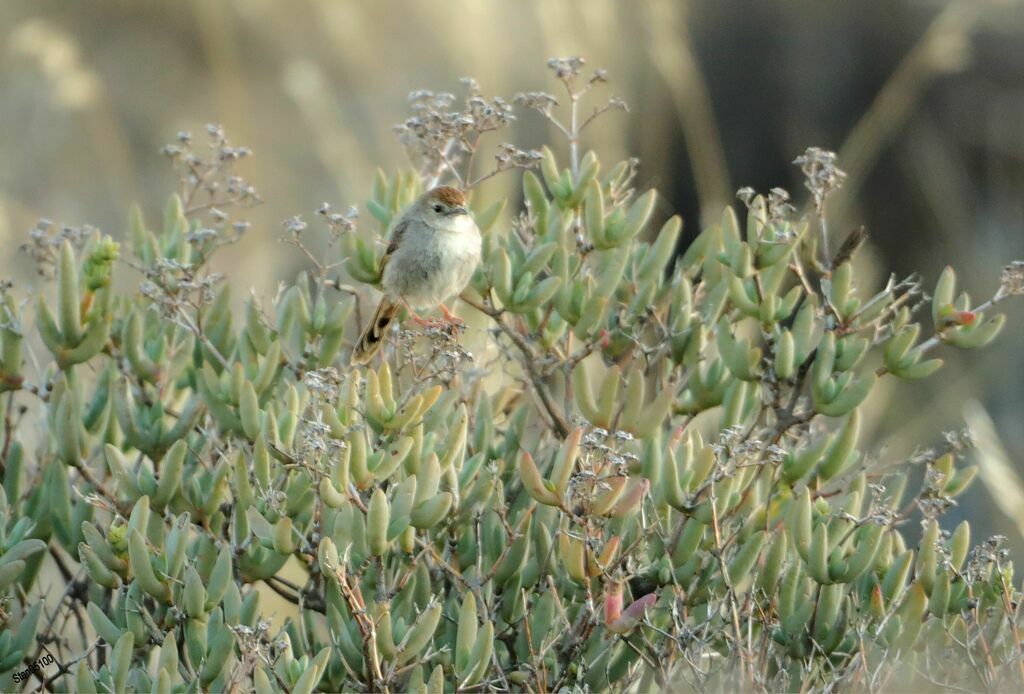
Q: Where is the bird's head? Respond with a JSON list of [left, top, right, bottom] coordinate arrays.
[[420, 186, 470, 224]]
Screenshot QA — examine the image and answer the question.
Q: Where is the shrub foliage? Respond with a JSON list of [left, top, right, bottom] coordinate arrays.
[[1, 58, 1023, 692]]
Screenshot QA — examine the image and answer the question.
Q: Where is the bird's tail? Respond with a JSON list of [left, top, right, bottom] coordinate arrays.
[[351, 297, 401, 365]]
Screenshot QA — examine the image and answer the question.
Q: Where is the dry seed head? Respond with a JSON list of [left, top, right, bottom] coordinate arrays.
[[793, 147, 847, 208], [1000, 260, 1024, 297], [547, 56, 586, 82]]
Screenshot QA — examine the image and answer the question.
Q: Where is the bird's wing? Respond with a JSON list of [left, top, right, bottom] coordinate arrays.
[[378, 217, 409, 279]]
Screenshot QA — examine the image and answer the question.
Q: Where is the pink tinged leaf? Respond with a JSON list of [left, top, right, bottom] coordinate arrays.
[[608, 592, 658, 634], [603, 582, 624, 626], [608, 479, 650, 518]]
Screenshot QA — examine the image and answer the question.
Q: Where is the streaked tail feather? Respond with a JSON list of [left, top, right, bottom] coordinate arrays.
[[351, 298, 401, 365]]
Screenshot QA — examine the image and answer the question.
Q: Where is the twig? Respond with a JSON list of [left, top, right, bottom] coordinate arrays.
[[461, 294, 571, 438]]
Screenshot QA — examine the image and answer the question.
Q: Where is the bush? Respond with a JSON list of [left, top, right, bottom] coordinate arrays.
[[1, 57, 1023, 692]]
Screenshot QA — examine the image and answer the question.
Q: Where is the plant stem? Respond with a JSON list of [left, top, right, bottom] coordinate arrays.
[[569, 93, 580, 180], [461, 293, 571, 437]]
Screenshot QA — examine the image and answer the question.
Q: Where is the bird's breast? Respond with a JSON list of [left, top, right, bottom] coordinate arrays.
[[382, 224, 481, 309]]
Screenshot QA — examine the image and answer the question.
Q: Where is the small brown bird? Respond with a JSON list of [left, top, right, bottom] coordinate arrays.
[[351, 186, 482, 364]]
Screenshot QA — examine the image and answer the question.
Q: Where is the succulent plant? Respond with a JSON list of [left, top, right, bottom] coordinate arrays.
[[1, 58, 1023, 693]]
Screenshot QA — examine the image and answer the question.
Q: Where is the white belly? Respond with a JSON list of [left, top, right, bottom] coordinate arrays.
[[382, 219, 481, 310]]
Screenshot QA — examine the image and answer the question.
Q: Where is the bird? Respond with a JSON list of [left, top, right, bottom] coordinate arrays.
[[351, 186, 482, 364]]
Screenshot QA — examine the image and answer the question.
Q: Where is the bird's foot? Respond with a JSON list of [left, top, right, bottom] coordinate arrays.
[[401, 298, 445, 330], [408, 313, 447, 330], [439, 304, 467, 335]]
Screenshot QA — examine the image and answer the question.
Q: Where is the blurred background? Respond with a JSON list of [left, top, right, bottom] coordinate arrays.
[[0, 0, 1022, 552]]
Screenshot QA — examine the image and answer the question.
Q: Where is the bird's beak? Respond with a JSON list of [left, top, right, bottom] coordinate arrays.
[[452, 205, 468, 216]]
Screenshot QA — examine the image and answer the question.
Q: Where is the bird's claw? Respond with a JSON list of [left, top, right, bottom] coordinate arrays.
[[441, 317, 466, 336], [409, 315, 446, 330], [444, 315, 466, 330], [439, 304, 466, 333], [407, 304, 466, 336]]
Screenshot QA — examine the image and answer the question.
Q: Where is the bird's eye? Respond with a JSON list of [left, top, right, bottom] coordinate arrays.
[[433, 204, 444, 213]]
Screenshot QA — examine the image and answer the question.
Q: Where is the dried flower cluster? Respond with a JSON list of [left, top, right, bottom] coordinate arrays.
[[393, 83, 539, 190], [793, 146, 848, 210]]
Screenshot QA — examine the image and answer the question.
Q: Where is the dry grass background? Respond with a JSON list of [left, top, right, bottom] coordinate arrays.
[[1, 0, 1022, 595]]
